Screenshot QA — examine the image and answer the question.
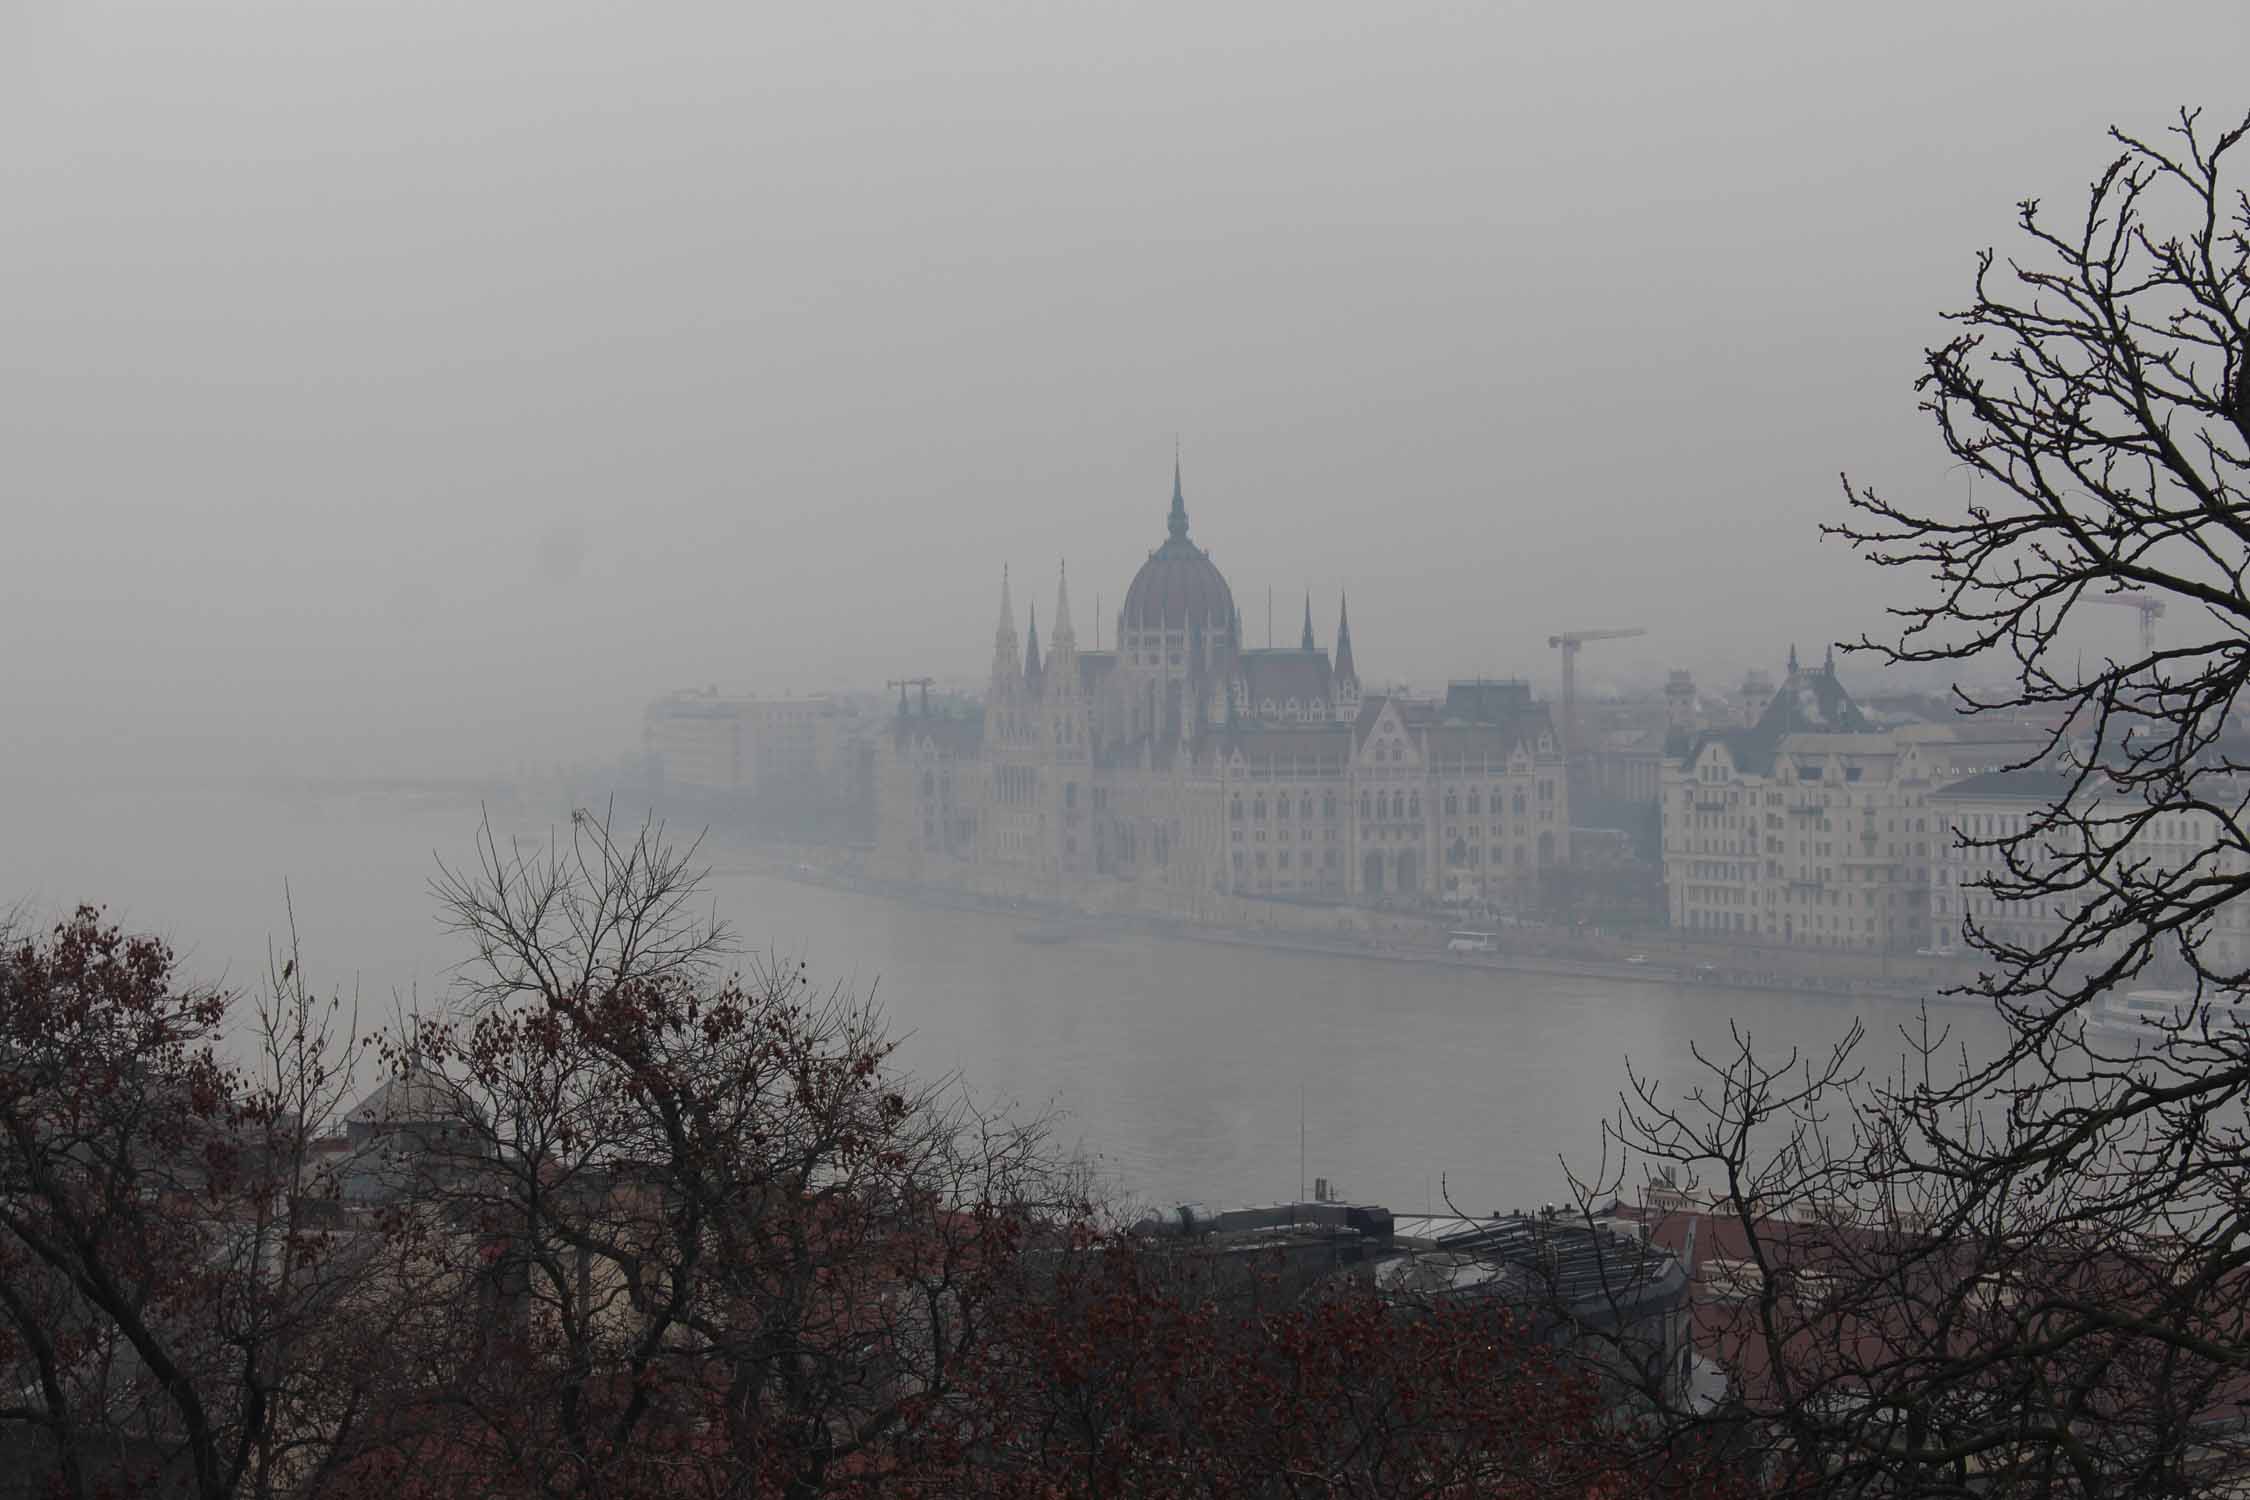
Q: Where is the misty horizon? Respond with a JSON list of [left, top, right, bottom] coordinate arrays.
[[9, 1, 2244, 787]]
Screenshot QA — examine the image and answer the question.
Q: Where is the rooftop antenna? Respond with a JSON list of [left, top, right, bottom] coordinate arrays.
[[1299, 1081, 1306, 1202]]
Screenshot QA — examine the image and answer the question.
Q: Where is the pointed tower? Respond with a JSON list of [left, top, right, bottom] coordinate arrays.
[[1048, 563, 1080, 702], [1023, 603, 1043, 695], [989, 566, 1021, 703], [1169, 449, 1190, 543], [1332, 592, 1360, 720], [1300, 590, 1315, 651]]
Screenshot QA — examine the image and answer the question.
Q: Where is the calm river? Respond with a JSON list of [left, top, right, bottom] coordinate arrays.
[[5, 774, 2013, 1217]]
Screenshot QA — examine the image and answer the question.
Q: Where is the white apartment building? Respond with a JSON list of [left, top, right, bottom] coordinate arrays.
[[1662, 650, 2047, 952], [1929, 766, 2250, 973]]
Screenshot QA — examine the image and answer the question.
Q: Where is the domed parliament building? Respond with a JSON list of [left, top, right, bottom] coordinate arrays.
[[876, 464, 1571, 913]]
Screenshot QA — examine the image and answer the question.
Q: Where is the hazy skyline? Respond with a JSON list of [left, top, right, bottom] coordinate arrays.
[[7, 1, 2245, 780]]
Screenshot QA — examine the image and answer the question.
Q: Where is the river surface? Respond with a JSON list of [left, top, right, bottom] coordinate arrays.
[[4, 772, 2015, 1217]]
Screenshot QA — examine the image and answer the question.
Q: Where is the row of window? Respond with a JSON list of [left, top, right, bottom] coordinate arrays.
[[1233, 849, 1342, 871], [1226, 788, 1556, 823]]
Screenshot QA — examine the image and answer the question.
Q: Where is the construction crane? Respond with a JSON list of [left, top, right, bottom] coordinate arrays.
[[886, 677, 935, 717], [2088, 592, 2165, 654], [1547, 627, 1648, 771]]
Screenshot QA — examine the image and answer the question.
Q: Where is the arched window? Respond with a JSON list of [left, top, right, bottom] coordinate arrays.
[[1408, 794, 1421, 820], [1467, 789, 1481, 814], [1253, 797, 1267, 821], [1230, 796, 1243, 822], [1444, 791, 1458, 815], [1299, 795, 1312, 819], [1360, 792, 1372, 820], [1324, 792, 1337, 818]]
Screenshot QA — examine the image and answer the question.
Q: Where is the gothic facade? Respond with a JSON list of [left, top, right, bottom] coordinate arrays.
[[876, 465, 1571, 910]]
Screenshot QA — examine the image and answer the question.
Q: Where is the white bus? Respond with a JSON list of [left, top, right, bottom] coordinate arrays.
[[1446, 931, 1497, 954]]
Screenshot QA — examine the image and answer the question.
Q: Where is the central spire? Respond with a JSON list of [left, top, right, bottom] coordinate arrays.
[[1053, 560, 1076, 649], [1335, 591, 1357, 686], [1168, 448, 1189, 543]]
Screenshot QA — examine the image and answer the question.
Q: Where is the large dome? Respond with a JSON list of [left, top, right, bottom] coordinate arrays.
[[1121, 465, 1236, 633]]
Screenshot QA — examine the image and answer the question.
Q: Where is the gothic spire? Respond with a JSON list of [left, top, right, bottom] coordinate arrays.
[[1024, 602, 1042, 689], [989, 566, 1020, 695], [1334, 591, 1357, 686], [1301, 589, 1315, 651], [1046, 562, 1079, 701], [1168, 449, 1190, 543], [1788, 642, 1800, 675], [1053, 561, 1076, 649]]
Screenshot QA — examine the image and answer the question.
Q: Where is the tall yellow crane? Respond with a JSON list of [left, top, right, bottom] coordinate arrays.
[[1547, 627, 1648, 771], [2088, 592, 2165, 655]]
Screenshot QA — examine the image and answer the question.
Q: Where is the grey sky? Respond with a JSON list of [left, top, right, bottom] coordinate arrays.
[[6, 0, 2245, 779]]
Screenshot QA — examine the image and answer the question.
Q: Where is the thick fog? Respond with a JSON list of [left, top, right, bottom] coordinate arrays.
[[6, 0, 2248, 784]]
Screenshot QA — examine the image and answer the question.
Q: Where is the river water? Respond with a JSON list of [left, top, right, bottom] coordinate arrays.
[[5, 773, 2015, 1217]]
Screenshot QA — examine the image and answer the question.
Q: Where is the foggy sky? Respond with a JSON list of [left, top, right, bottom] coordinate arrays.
[[7, 0, 2246, 782]]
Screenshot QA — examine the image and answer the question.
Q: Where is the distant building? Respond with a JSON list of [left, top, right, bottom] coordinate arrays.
[[1660, 648, 2046, 951], [1383, 1211, 1695, 1412], [1128, 1197, 1695, 1414], [875, 463, 1570, 911], [643, 689, 856, 797], [1928, 766, 2250, 970]]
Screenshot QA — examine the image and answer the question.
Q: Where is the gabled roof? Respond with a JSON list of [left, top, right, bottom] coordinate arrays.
[[1440, 680, 1537, 724], [1932, 767, 2082, 802], [1756, 659, 1871, 739], [1208, 722, 1355, 773], [1686, 655, 1871, 775], [1238, 649, 1334, 710]]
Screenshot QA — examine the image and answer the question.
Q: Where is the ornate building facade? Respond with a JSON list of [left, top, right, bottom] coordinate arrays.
[[1660, 649, 2049, 951], [876, 466, 1572, 912]]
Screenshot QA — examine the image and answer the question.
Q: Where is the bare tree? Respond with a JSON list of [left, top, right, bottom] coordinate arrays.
[[1835, 104, 2250, 1016], [387, 808, 1073, 1499], [0, 907, 379, 1500], [1580, 107, 2250, 1500]]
